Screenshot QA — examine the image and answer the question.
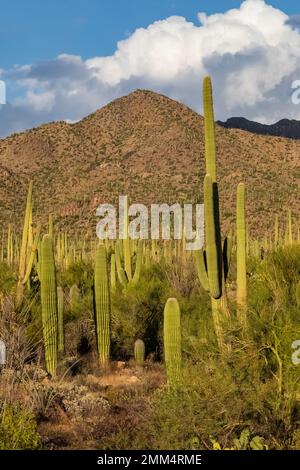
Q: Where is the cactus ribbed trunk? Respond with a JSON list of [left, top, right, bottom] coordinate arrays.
[[94, 243, 110, 368], [40, 234, 58, 376], [57, 286, 64, 353], [236, 183, 247, 318], [134, 339, 145, 367], [204, 174, 222, 299], [203, 76, 217, 182], [16, 181, 33, 307], [163, 298, 182, 386]]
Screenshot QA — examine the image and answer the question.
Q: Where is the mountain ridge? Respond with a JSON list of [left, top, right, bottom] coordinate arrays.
[[0, 89, 299, 237], [218, 117, 300, 140]]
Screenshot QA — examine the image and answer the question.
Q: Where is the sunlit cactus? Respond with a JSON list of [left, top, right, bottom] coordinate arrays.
[[40, 234, 58, 376], [163, 298, 182, 386], [16, 181, 33, 306], [236, 183, 247, 318], [134, 339, 145, 367], [94, 242, 110, 367], [57, 286, 64, 353]]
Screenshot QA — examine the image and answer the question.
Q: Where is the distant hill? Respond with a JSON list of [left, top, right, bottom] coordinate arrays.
[[218, 117, 300, 140], [0, 90, 299, 237]]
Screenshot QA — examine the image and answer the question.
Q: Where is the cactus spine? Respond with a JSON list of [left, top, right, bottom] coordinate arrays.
[[22, 223, 41, 285], [40, 234, 58, 376], [134, 339, 145, 367], [94, 243, 110, 367], [163, 298, 182, 385], [236, 183, 247, 318]]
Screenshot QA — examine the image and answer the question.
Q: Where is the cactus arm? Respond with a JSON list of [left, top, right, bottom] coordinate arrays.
[[115, 241, 128, 287], [194, 249, 209, 292], [22, 223, 41, 285], [132, 240, 143, 286]]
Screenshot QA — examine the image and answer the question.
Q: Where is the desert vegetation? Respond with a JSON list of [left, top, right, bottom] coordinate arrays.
[[0, 77, 299, 450]]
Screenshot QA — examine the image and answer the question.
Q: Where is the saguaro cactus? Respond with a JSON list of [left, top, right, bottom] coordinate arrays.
[[16, 181, 33, 306], [236, 183, 247, 318], [57, 286, 64, 353], [193, 76, 235, 352], [163, 298, 182, 385], [69, 284, 80, 311], [94, 243, 110, 367], [40, 234, 58, 376], [203, 76, 217, 181], [22, 223, 41, 285], [114, 197, 143, 288], [134, 339, 145, 367]]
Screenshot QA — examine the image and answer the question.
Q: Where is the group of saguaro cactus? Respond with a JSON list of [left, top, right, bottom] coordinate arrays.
[[9, 74, 300, 383]]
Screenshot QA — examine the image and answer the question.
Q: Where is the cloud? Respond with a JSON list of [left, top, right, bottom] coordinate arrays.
[[1, 0, 300, 138], [287, 15, 300, 31]]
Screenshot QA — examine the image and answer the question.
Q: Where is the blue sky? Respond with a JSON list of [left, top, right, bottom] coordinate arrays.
[[1, 0, 300, 137], [1, 0, 297, 69]]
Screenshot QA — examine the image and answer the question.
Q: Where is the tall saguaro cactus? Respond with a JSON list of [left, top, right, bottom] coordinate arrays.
[[94, 242, 110, 367], [236, 183, 247, 318], [16, 181, 33, 306], [194, 76, 234, 352], [40, 234, 58, 376], [163, 298, 182, 386]]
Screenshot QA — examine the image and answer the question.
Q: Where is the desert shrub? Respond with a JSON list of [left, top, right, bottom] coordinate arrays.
[[0, 402, 40, 450], [111, 264, 169, 359], [58, 261, 93, 292], [0, 262, 17, 295]]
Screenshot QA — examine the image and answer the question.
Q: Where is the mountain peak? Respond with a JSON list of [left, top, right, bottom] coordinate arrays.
[[0, 92, 299, 236]]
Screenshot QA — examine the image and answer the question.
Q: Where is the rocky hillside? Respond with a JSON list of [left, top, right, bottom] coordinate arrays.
[[0, 90, 299, 237]]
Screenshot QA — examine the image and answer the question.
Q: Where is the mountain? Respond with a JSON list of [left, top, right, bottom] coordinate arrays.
[[0, 90, 299, 237], [218, 117, 300, 140]]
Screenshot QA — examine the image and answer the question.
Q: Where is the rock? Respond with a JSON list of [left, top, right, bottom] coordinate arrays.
[[127, 375, 140, 384], [116, 361, 126, 370]]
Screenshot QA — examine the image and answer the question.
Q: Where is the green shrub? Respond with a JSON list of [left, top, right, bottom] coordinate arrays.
[[0, 403, 40, 450]]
